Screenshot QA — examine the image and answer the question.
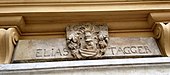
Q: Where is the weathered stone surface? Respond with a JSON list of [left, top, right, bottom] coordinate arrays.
[[13, 37, 161, 62]]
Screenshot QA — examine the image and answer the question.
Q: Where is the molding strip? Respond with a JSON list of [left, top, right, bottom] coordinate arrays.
[[0, 57, 170, 72]]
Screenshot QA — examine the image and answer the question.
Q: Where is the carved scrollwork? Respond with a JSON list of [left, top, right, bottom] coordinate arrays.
[[12, 31, 19, 45], [5, 28, 19, 63], [154, 22, 170, 56], [0, 28, 19, 64], [154, 23, 163, 39], [66, 23, 109, 59]]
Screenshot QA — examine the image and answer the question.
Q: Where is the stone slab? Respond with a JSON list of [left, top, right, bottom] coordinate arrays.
[[1, 65, 170, 75], [13, 37, 161, 62], [1, 57, 170, 75]]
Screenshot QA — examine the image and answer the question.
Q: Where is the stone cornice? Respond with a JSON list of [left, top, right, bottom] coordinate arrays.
[[0, 1, 170, 13], [0, 16, 24, 35], [0, 1, 170, 4], [0, 1, 169, 37]]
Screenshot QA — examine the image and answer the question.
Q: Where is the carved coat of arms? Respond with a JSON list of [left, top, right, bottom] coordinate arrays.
[[66, 23, 109, 59]]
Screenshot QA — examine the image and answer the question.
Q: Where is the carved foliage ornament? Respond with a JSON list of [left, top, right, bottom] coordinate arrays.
[[66, 23, 109, 59]]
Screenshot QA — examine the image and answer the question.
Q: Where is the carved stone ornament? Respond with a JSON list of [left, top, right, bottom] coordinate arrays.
[[66, 23, 109, 59], [0, 28, 19, 64]]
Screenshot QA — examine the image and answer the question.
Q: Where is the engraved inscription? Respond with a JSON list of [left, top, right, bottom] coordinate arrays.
[[13, 37, 161, 61], [35, 48, 69, 58], [35, 45, 152, 58], [109, 45, 152, 55]]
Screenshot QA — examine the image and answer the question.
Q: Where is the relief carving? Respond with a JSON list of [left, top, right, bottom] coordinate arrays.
[[154, 22, 170, 56], [66, 23, 109, 58], [0, 28, 19, 64], [154, 23, 163, 39]]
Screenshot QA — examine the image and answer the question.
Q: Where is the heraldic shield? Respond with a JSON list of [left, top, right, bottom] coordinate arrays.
[[66, 23, 109, 59]]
